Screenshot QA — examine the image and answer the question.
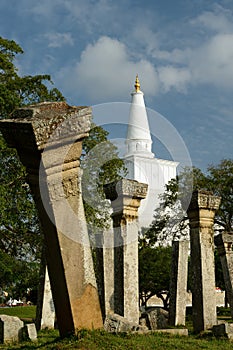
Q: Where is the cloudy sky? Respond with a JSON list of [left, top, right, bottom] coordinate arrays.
[[0, 0, 232, 171]]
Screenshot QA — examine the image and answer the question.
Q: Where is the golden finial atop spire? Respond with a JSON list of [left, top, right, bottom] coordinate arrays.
[[134, 74, 140, 92]]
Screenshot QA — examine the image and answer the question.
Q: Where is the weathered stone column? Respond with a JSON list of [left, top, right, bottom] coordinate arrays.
[[94, 228, 115, 320], [0, 102, 103, 337], [169, 240, 189, 326], [103, 229, 115, 316], [35, 255, 55, 330], [187, 190, 221, 333], [104, 179, 148, 324], [40, 266, 56, 329], [215, 232, 233, 317]]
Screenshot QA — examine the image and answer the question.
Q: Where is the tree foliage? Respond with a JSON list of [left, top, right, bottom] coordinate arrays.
[[82, 124, 127, 234], [139, 245, 172, 309], [0, 135, 41, 257], [0, 36, 66, 297], [0, 37, 126, 297], [205, 159, 233, 231], [138, 159, 232, 308], [142, 160, 233, 246], [0, 37, 64, 118]]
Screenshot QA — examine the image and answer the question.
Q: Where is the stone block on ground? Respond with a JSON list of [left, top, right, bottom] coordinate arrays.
[[20, 323, 37, 342], [0, 315, 24, 343], [212, 323, 233, 340], [153, 328, 188, 336], [104, 313, 146, 333], [140, 308, 169, 330]]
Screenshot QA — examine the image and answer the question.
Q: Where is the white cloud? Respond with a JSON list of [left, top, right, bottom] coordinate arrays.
[[157, 66, 191, 93], [21, 0, 64, 17], [20, 1, 233, 95], [190, 33, 233, 88], [150, 11, 233, 92], [44, 32, 74, 48], [191, 5, 233, 33], [157, 32, 233, 91], [129, 25, 160, 57], [57, 29, 233, 101], [57, 36, 159, 102]]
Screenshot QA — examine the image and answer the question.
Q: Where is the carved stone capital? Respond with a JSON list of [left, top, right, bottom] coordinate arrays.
[[104, 179, 148, 220], [104, 178, 148, 201], [0, 102, 91, 151], [215, 233, 233, 255], [187, 190, 221, 213]]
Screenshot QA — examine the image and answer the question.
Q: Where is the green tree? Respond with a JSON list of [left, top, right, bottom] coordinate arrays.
[[205, 159, 233, 232], [139, 245, 172, 309], [143, 160, 233, 245], [0, 37, 64, 118], [0, 36, 126, 297], [82, 124, 127, 235], [0, 36, 66, 297], [139, 160, 232, 307]]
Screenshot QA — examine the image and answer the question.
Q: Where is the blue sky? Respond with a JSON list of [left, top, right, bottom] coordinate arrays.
[[0, 0, 232, 171]]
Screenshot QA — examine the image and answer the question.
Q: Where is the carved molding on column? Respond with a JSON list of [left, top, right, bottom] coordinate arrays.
[[104, 178, 148, 221], [188, 190, 221, 212], [215, 232, 233, 256], [0, 101, 91, 151], [187, 190, 221, 230]]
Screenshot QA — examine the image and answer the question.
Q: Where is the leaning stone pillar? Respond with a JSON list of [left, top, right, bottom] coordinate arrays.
[[215, 232, 233, 318], [169, 240, 189, 326], [0, 102, 103, 337], [104, 179, 148, 324], [187, 190, 221, 333]]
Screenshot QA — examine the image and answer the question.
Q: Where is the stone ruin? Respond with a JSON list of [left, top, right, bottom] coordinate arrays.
[[0, 315, 37, 344], [0, 102, 148, 341], [0, 102, 103, 339], [169, 190, 233, 338], [169, 240, 189, 327], [0, 102, 232, 342], [215, 232, 233, 318]]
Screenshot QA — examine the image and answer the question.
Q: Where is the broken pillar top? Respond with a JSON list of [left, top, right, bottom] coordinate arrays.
[[104, 178, 148, 202], [215, 234, 233, 255], [215, 232, 233, 246], [187, 190, 221, 212], [104, 178, 148, 219], [0, 101, 91, 151]]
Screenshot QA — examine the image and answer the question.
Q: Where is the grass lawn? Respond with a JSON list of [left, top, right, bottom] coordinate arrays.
[[0, 306, 233, 349], [0, 305, 36, 320], [0, 328, 233, 350]]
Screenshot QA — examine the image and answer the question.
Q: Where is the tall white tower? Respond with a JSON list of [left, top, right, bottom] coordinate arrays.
[[125, 75, 154, 159], [124, 76, 178, 228]]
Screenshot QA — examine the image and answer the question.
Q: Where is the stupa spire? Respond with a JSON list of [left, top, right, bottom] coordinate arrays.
[[125, 76, 154, 158], [134, 74, 140, 92]]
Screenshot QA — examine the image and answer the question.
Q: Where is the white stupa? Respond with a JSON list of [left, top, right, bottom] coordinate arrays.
[[124, 76, 178, 228]]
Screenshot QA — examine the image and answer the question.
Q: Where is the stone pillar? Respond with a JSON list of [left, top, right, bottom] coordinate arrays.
[[95, 228, 115, 320], [215, 232, 233, 318], [103, 229, 115, 316], [187, 190, 221, 333], [169, 240, 189, 326], [104, 179, 148, 324], [40, 266, 56, 329], [35, 249, 55, 331], [94, 233, 105, 321], [0, 102, 103, 337]]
